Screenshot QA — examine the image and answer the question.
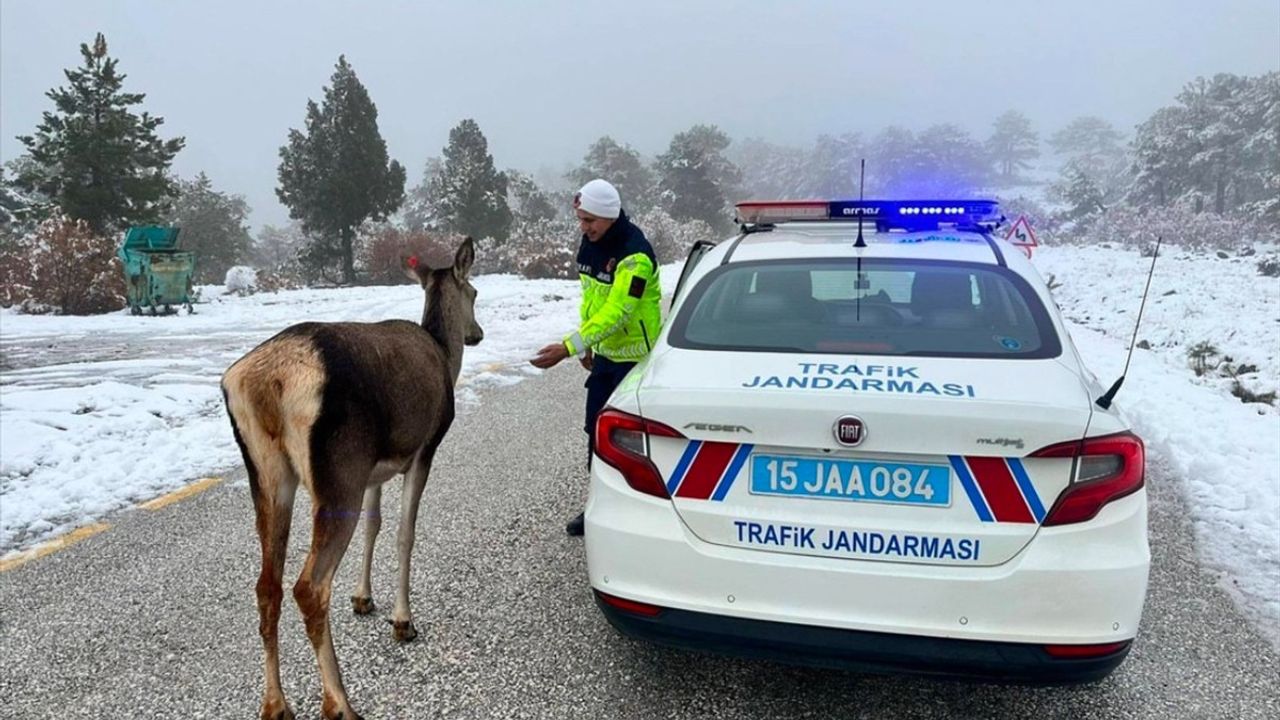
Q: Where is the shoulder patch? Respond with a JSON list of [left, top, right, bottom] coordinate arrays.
[[629, 276, 647, 298]]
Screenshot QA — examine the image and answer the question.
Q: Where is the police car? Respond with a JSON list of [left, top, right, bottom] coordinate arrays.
[[584, 199, 1149, 683]]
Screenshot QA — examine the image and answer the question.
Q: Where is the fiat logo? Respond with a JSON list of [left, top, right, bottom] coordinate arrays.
[[833, 415, 866, 447]]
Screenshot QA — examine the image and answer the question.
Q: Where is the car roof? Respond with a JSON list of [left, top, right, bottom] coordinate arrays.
[[724, 224, 1005, 266]]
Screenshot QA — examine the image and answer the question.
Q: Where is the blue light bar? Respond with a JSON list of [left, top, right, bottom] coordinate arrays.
[[735, 199, 1004, 231]]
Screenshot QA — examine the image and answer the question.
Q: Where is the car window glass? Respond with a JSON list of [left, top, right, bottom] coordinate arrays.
[[671, 260, 1060, 359]]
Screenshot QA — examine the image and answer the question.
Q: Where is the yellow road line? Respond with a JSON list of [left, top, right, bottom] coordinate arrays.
[[0, 522, 111, 573], [139, 476, 223, 510]]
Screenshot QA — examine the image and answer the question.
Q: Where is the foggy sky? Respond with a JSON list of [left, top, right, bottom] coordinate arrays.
[[2, 0, 1277, 230]]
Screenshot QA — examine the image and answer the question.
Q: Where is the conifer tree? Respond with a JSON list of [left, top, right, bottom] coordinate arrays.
[[655, 124, 741, 232], [277, 56, 405, 284], [986, 110, 1040, 182], [506, 170, 557, 225], [14, 33, 185, 234], [568, 137, 655, 213], [427, 119, 512, 243], [167, 173, 254, 283]]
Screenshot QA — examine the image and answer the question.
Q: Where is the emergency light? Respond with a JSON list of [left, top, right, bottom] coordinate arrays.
[[735, 199, 1004, 232]]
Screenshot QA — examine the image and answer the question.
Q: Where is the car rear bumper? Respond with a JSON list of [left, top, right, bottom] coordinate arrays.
[[595, 590, 1131, 684], [585, 461, 1149, 680]]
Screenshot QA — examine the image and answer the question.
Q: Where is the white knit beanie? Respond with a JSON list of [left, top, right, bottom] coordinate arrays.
[[574, 179, 622, 219]]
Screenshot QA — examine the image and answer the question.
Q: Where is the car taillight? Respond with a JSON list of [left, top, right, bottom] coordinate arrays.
[[1032, 431, 1145, 526], [594, 408, 684, 499], [595, 590, 665, 617], [1043, 641, 1130, 659]]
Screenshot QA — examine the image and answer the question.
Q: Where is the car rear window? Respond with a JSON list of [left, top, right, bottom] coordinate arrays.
[[669, 259, 1061, 358]]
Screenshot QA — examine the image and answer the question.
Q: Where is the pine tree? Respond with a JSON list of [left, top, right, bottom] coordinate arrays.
[[1128, 73, 1277, 218], [1049, 116, 1125, 161], [568, 137, 655, 213], [277, 56, 406, 284], [1130, 105, 1194, 209], [869, 125, 988, 197], [986, 110, 1040, 182], [806, 133, 865, 198], [166, 173, 254, 283], [1056, 161, 1107, 223], [253, 222, 308, 274], [13, 33, 185, 234], [403, 157, 446, 232], [506, 170, 557, 225], [655, 124, 742, 232], [865, 126, 917, 196], [427, 119, 512, 243], [0, 166, 43, 240], [731, 137, 809, 200]]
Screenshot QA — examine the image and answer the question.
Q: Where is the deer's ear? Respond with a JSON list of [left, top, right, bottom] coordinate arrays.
[[402, 255, 427, 285], [453, 237, 475, 281]]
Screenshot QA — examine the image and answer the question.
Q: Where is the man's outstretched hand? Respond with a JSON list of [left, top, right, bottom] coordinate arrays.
[[531, 342, 570, 369]]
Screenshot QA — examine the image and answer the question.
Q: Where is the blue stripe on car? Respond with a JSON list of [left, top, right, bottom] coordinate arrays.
[[949, 455, 994, 523], [1006, 458, 1046, 523], [667, 440, 702, 495], [711, 444, 754, 502]]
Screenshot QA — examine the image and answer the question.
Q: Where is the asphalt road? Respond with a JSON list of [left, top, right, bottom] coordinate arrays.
[[1, 365, 1276, 719]]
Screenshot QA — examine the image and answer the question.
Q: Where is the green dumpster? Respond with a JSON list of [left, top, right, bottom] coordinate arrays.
[[117, 226, 197, 315]]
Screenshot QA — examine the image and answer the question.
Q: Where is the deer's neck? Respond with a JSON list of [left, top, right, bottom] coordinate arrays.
[[421, 288, 464, 384]]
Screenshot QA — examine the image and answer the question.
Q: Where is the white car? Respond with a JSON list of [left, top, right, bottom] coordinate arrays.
[[585, 199, 1149, 683]]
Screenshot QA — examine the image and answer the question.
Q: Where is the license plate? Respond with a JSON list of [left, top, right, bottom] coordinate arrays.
[[749, 455, 951, 507]]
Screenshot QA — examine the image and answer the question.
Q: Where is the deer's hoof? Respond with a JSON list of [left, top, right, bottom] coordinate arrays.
[[392, 619, 418, 642], [322, 696, 364, 720], [260, 699, 295, 720], [351, 595, 375, 615]]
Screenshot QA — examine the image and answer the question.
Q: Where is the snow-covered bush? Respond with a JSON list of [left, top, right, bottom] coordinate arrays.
[[1257, 256, 1280, 278], [223, 266, 258, 296], [471, 210, 719, 280], [1061, 204, 1279, 251], [635, 207, 719, 265], [357, 224, 457, 285], [0, 216, 125, 314], [0, 234, 33, 308], [1186, 340, 1221, 377], [995, 194, 1061, 236], [478, 217, 577, 278]]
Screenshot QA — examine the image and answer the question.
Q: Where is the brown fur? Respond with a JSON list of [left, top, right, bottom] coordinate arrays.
[[223, 239, 480, 720]]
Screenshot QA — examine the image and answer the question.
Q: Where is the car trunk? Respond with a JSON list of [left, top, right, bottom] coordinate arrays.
[[634, 349, 1094, 567]]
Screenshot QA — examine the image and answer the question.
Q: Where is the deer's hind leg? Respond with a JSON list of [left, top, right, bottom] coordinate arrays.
[[294, 447, 374, 720], [350, 483, 381, 615], [235, 427, 299, 720]]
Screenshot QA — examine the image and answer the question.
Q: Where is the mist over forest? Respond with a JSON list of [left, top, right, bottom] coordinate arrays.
[[1, 1, 1276, 302]]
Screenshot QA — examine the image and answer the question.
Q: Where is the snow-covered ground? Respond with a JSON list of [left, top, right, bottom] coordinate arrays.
[[1, 246, 1277, 646], [0, 274, 580, 552], [1033, 244, 1279, 647]]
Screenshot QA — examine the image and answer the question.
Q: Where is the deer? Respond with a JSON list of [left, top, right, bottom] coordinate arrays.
[[221, 238, 482, 720]]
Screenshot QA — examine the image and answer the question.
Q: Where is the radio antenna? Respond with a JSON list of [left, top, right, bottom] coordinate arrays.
[[854, 158, 867, 249], [1096, 236, 1161, 409], [855, 159, 866, 322]]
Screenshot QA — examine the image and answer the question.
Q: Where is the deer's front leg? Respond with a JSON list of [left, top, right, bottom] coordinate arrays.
[[351, 483, 382, 615], [392, 449, 434, 642]]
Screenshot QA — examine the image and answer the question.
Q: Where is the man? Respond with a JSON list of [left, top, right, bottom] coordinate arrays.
[[530, 179, 662, 537]]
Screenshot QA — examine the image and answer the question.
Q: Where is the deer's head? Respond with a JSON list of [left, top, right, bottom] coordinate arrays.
[[403, 237, 484, 348]]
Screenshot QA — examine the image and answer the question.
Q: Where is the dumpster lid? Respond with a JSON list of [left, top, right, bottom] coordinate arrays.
[[122, 226, 182, 251]]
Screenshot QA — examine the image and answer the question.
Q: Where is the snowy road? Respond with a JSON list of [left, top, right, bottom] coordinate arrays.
[[2, 244, 1277, 647], [0, 364, 1276, 720]]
